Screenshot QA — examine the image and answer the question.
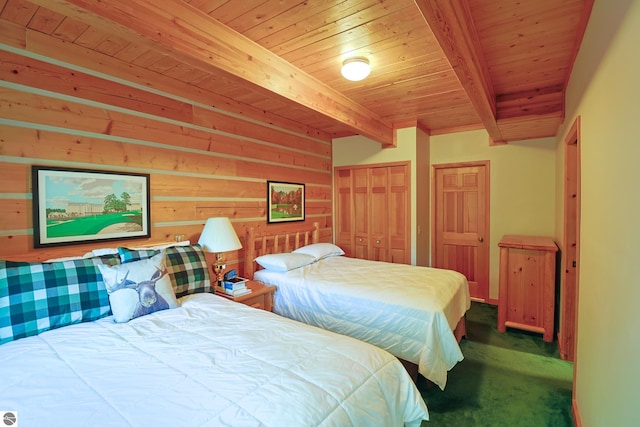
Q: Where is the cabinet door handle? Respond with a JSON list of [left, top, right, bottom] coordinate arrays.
[[376, 239, 381, 244], [478, 237, 484, 242], [358, 237, 363, 242]]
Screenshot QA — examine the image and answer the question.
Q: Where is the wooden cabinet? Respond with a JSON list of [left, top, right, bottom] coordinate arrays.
[[334, 162, 410, 264], [498, 235, 558, 342], [216, 280, 276, 312]]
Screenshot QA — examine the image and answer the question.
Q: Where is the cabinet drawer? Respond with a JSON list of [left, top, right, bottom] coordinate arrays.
[[241, 294, 266, 310]]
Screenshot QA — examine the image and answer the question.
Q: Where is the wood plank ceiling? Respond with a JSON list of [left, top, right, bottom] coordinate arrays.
[[1, 0, 593, 146]]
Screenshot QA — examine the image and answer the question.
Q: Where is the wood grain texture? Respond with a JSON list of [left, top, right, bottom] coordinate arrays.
[[1, 0, 591, 142], [0, 40, 332, 261]]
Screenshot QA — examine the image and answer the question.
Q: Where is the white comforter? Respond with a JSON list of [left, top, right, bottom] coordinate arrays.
[[255, 256, 471, 390], [0, 293, 428, 427]]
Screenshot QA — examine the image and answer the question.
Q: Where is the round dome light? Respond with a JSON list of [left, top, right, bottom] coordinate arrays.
[[341, 57, 371, 81]]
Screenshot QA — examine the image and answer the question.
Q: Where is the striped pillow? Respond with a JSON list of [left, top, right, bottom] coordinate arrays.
[[0, 255, 119, 345], [118, 244, 211, 298]]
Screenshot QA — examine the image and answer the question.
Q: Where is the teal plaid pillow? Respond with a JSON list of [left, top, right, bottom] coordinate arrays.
[[118, 247, 157, 263], [118, 245, 211, 298], [0, 255, 118, 345]]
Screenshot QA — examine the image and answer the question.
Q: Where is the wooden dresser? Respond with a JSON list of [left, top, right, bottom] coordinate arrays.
[[498, 235, 558, 342]]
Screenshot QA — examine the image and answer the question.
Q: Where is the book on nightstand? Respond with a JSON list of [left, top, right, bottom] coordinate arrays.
[[214, 278, 252, 298], [215, 286, 252, 298]]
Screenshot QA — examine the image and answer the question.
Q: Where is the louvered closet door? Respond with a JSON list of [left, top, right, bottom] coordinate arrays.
[[353, 168, 369, 260], [369, 167, 388, 262], [335, 169, 353, 256], [388, 164, 409, 264], [334, 162, 410, 265]]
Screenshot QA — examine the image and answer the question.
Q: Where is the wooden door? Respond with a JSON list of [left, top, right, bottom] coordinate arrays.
[[433, 162, 489, 301], [353, 168, 369, 259], [560, 117, 581, 362], [369, 167, 388, 262], [334, 162, 410, 264], [335, 169, 354, 256]]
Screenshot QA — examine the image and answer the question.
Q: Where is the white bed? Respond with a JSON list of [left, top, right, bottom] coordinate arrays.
[[0, 245, 428, 427], [246, 224, 471, 390]]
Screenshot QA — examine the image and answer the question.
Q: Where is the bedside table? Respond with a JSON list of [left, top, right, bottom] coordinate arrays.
[[216, 280, 276, 312]]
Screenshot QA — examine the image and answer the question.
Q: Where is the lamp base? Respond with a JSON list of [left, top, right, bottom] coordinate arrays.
[[213, 253, 226, 290]]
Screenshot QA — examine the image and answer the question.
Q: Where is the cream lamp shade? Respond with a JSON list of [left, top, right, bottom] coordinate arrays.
[[197, 217, 242, 287], [341, 57, 371, 81], [198, 217, 242, 254]]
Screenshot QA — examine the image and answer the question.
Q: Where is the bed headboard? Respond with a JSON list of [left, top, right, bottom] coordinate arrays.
[[244, 222, 320, 279]]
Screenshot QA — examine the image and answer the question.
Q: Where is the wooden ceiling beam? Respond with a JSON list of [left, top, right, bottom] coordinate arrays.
[[414, 0, 506, 144], [30, 0, 395, 146]]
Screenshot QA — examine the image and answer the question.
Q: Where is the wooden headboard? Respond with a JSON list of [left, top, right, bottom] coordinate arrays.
[[244, 222, 320, 279]]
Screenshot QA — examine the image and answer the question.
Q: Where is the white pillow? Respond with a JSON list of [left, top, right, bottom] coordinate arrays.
[[97, 252, 179, 323], [91, 240, 191, 256], [255, 253, 315, 272], [292, 243, 345, 261]]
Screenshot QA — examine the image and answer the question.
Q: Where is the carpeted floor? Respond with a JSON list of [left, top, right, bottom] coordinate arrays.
[[419, 302, 574, 427]]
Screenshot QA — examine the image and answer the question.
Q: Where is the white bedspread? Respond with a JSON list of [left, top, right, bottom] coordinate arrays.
[[0, 293, 428, 427], [255, 256, 471, 390]]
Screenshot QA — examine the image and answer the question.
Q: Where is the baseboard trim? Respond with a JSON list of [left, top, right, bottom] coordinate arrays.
[[572, 397, 582, 427]]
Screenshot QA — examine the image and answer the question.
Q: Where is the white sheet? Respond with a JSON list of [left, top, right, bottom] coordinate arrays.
[[0, 293, 428, 427], [255, 256, 471, 390]]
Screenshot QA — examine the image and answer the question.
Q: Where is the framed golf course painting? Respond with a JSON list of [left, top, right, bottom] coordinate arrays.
[[32, 166, 151, 247]]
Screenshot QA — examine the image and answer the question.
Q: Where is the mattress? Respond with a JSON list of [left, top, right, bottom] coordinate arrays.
[[254, 256, 471, 390], [0, 293, 428, 427]]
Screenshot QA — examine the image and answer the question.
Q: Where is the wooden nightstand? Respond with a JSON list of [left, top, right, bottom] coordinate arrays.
[[215, 280, 276, 312]]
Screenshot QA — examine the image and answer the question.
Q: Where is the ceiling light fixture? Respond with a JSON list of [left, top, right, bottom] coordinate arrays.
[[341, 57, 370, 81]]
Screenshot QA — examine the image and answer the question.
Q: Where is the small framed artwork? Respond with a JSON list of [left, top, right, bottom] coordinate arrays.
[[32, 166, 151, 247], [267, 181, 305, 223]]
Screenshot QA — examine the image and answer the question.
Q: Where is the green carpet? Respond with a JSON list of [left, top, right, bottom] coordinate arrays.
[[419, 302, 574, 426]]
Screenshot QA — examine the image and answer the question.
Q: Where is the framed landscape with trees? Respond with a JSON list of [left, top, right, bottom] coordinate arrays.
[[267, 181, 305, 223], [32, 166, 150, 247]]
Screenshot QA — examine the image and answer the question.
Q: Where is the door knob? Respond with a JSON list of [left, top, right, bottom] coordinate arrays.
[[478, 237, 484, 242]]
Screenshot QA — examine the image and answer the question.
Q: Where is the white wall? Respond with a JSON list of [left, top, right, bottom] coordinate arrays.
[[430, 131, 556, 301], [558, 0, 640, 425]]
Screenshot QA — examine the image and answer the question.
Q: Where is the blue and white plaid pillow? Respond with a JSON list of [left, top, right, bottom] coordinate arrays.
[[118, 244, 211, 298], [0, 255, 118, 345]]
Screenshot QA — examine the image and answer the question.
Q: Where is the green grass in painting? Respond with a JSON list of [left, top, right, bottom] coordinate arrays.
[[46, 211, 142, 237]]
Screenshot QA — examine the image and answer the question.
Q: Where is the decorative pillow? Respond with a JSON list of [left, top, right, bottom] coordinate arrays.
[[91, 241, 191, 257], [118, 247, 157, 263], [118, 244, 211, 298], [255, 253, 315, 272], [0, 254, 119, 345], [97, 252, 178, 323], [292, 243, 345, 261]]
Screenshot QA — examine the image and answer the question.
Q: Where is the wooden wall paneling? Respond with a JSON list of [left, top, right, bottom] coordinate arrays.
[[0, 38, 332, 262], [0, 50, 194, 123], [151, 175, 264, 199], [0, 198, 29, 230], [193, 105, 331, 157], [20, 28, 332, 144], [0, 13, 26, 48], [0, 0, 38, 26], [28, 7, 66, 35], [52, 16, 89, 42]]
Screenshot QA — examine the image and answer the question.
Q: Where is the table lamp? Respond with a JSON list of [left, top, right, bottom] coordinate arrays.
[[197, 217, 242, 289]]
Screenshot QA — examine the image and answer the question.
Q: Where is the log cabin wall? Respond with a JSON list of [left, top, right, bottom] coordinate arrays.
[[0, 22, 332, 275]]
